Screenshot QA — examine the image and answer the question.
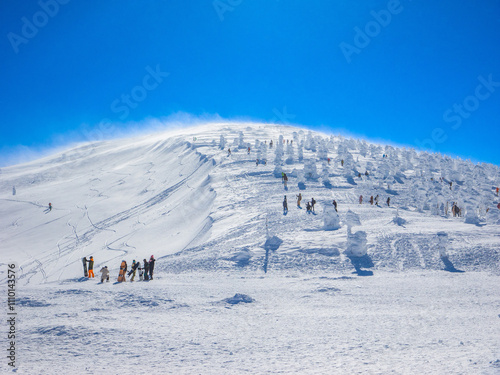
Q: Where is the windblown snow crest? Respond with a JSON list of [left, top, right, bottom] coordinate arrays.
[[0, 136, 217, 285]]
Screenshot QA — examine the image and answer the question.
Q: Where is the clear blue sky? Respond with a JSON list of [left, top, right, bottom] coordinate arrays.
[[1, 0, 499, 166]]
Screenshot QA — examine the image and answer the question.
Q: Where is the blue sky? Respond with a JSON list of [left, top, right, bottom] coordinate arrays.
[[1, 0, 499, 166]]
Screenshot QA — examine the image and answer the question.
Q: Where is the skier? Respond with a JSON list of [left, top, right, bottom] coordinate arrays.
[[281, 172, 285, 182], [332, 199, 337, 212], [283, 173, 288, 188], [496, 187, 499, 196], [256, 159, 259, 166], [341, 159, 344, 167], [228, 148, 231, 156], [358, 173, 362, 178], [283, 196, 288, 213], [247, 146, 251, 154], [87, 256, 95, 278], [149, 256, 156, 280], [100, 266, 109, 283], [327, 158, 330, 164], [12, 186, 16, 196], [375, 195, 379, 206], [128, 260, 140, 281], [387, 197, 391, 207], [359, 195, 363, 204], [369, 196, 374, 205], [311, 197, 316, 212], [143, 259, 150, 281], [48, 203, 52, 211], [270, 140, 273, 148], [297, 193, 302, 207], [365, 171, 369, 177]]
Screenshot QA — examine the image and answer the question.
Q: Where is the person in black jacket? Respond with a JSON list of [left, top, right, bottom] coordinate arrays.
[[143, 259, 150, 281], [87, 256, 95, 278], [149, 256, 156, 280]]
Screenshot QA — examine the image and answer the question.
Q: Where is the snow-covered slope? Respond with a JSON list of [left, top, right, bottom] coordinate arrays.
[[1, 122, 499, 282], [1, 122, 500, 374]]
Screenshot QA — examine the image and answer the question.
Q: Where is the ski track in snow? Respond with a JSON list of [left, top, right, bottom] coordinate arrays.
[[0, 123, 499, 374]]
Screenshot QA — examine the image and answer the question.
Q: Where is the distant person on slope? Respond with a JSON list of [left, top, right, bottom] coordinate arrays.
[[359, 195, 363, 204], [283, 196, 288, 213], [332, 200, 337, 212], [149, 256, 156, 280], [496, 187, 499, 196], [87, 256, 95, 278], [311, 197, 316, 212], [375, 195, 379, 206], [387, 197, 391, 207], [48, 203, 52, 211], [297, 193, 302, 207], [369, 196, 374, 205], [100, 266, 109, 283], [306, 201, 312, 212]]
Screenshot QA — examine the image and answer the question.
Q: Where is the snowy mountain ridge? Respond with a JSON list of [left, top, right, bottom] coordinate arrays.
[[1, 122, 499, 285]]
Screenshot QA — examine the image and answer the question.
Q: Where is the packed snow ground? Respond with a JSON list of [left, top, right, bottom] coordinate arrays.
[[1, 122, 499, 374]]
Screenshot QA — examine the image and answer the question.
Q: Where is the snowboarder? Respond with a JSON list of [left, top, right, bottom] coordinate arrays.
[[387, 197, 391, 207], [359, 195, 363, 204], [297, 193, 302, 207], [127, 260, 140, 281], [100, 266, 109, 283], [149, 256, 156, 280], [117, 260, 127, 282], [82, 257, 88, 277], [306, 201, 312, 212], [311, 197, 316, 212], [332, 199, 337, 212], [283, 196, 288, 213], [87, 256, 95, 278], [369, 196, 374, 205], [143, 259, 150, 281]]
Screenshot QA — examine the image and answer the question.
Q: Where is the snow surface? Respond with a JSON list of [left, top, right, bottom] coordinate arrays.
[[1, 122, 499, 374]]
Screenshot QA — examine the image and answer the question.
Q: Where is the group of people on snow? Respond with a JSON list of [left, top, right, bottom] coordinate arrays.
[[83, 255, 156, 283]]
